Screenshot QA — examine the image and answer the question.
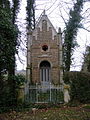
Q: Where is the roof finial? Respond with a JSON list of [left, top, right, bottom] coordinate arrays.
[[43, 10, 45, 15]]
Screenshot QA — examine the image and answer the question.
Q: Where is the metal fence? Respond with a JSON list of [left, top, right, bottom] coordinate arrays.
[[29, 84, 64, 103]]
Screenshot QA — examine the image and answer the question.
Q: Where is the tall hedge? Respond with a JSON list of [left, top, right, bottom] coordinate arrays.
[[64, 71, 90, 103]]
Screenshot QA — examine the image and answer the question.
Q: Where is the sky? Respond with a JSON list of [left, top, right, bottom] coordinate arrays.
[[16, 0, 90, 71]]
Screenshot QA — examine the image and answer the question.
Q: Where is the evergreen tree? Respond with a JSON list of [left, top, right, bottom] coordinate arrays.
[[12, 0, 20, 24], [26, 0, 35, 30], [0, 0, 20, 106], [82, 46, 90, 72], [7, 0, 20, 77], [63, 0, 84, 71], [0, 1, 18, 77]]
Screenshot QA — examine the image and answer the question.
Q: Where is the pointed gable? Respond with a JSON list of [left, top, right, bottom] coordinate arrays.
[[33, 11, 57, 40]]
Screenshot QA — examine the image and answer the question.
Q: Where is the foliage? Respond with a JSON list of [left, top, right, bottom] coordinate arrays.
[[14, 74, 26, 87], [0, 0, 20, 108], [63, 0, 84, 71], [0, 5, 19, 76], [0, 4, 18, 106], [26, 0, 35, 29], [0, 76, 16, 108], [83, 104, 90, 109], [82, 46, 90, 72], [0, 0, 20, 75], [12, 0, 20, 24], [0, 74, 26, 112], [64, 71, 90, 103]]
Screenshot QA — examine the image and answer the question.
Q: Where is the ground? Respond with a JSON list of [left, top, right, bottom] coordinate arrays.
[[0, 104, 90, 120]]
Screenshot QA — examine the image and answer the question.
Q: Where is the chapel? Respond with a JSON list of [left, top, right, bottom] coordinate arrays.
[[26, 11, 63, 86]]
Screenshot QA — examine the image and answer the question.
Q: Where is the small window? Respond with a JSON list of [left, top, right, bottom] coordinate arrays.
[[42, 45, 48, 51], [42, 20, 46, 23]]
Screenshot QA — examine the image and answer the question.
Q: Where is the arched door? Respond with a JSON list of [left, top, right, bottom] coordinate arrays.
[[40, 61, 51, 85]]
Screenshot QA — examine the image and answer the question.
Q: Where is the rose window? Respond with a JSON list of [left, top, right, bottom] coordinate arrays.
[[42, 45, 48, 51]]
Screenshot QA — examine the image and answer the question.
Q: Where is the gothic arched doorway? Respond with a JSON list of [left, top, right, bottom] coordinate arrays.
[[40, 61, 51, 85]]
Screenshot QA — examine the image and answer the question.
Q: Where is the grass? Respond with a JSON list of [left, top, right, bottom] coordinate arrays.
[[82, 104, 90, 109], [0, 104, 90, 120]]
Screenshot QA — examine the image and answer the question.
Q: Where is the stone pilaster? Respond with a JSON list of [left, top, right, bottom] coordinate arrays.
[[26, 30, 32, 82], [25, 30, 32, 97], [58, 28, 64, 84]]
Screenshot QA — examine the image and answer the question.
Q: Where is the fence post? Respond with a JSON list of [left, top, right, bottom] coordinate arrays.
[[36, 83, 38, 103], [50, 83, 51, 102]]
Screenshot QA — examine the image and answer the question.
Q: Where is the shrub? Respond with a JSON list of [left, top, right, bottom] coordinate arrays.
[[14, 74, 26, 88], [0, 74, 26, 113], [63, 71, 90, 103]]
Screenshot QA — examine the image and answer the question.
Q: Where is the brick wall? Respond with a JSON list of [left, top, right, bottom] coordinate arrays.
[[30, 19, 61, 85]]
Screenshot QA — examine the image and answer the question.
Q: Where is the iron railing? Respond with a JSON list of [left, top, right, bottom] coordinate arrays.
[[29, 83, 64, 103]]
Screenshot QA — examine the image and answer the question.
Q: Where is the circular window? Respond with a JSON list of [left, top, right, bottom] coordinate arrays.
[[42, 45, 48, 51]]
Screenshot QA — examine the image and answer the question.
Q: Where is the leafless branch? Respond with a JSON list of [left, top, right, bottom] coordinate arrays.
[[46, 0, 58, 11], [81, 27, 90, 32], [16, 54, 25, 65]]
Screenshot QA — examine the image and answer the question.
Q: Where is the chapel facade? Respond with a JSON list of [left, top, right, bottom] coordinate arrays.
[[26, 11, 63, 86]]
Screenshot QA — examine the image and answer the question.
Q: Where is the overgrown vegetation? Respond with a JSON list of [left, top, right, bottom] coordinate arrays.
[[64, 71, 90, 103], [26, 0, 35, 30], [0, 0, 21, 111], [0, 74, 26, 113], [82, 46, 90, 72], [63, 0, 84, 71]]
